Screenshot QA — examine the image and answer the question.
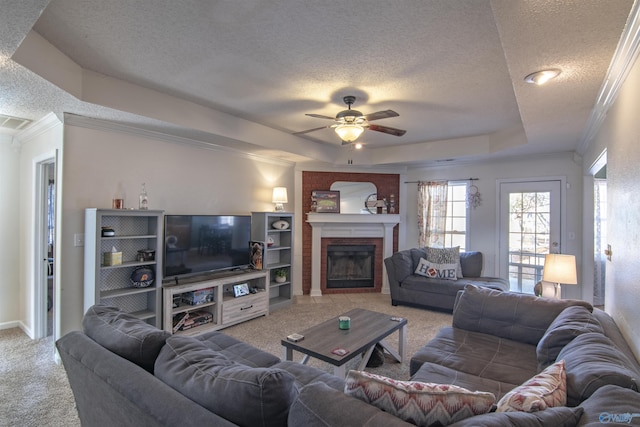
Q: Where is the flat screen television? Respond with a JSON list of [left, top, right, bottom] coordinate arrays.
[[163, 215, 252, 280]]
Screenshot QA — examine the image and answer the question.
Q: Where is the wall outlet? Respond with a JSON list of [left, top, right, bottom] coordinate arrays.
[[74, 233, 84, 247]]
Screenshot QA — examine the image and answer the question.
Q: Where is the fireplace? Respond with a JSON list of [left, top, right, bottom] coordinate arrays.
[[320, 237, 384, 293], [326, 245, 375, 289], [307, 213, 400, 296]]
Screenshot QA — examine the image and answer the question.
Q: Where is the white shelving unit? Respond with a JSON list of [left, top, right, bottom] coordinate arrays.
[[162, 269, 269, 335], [84, 209, 164, 327], [251, 212, 294, 311]]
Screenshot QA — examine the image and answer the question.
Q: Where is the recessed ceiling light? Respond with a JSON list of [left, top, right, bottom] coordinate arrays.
[[354, 142, 363, 149], [524, 69, 561, 85]]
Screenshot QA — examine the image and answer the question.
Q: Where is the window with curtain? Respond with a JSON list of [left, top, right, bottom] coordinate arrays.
[[418, 181, 467, 249]]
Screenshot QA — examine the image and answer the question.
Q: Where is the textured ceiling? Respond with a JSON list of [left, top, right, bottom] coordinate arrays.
[[0, 0, 634, 166]]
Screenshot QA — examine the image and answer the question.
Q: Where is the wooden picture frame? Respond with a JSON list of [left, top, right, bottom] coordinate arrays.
[[312, 190, 340, 213]]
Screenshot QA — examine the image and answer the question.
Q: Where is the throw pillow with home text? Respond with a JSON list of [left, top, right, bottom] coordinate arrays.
[[414, 258, 458, 280]]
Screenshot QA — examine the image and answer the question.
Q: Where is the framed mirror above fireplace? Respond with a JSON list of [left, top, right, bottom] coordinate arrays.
[[329, 181, 377, 214]]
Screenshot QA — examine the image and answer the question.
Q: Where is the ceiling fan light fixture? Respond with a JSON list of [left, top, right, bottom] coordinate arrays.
[[335, 124, 364, 142], [525, 68, 561, 85]]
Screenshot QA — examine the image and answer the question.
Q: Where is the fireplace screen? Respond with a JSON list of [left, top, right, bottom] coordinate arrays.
[[326, 245, 375, 288]]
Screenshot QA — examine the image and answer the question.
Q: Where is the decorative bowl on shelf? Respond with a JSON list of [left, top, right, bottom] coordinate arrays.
[[130, 267, 154, 288], [272, 220, 290, 230]]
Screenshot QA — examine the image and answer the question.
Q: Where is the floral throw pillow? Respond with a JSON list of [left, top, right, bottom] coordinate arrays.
[[344, 370, 496, 426], [496, 359, 567, 412], [426, 246, 462, 278], [414, 258, 458, 280]]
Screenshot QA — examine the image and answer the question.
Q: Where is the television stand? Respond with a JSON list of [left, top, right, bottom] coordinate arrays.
[[162, 269, 269, 335]]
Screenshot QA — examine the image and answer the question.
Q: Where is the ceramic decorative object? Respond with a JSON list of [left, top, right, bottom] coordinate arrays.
[[130, 267, 154, 288], [272, 220, 290, 230]]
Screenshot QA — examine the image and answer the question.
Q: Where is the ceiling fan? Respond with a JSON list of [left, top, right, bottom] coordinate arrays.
[[294, 95, 407, 144]]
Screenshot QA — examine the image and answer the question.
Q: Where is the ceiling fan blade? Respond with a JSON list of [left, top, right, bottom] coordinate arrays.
[[305, 113, 336, 120], [368, 124, 407, 137], [364, 110, 399, 121], [293, 125, 331, 135]]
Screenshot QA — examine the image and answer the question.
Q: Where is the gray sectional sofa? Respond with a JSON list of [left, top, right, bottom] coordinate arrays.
[[410, 285, 640, 426], [385, 249, 509, 311], [57, 290, 640, 426], [56, 305, 414, 427]]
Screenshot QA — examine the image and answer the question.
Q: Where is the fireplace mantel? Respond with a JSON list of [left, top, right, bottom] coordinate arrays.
[[306, 213, 400, 296]]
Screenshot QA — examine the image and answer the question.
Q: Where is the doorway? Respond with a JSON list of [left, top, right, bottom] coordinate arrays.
[[34, 158, 56, 339], [498, 179, 563, 293]]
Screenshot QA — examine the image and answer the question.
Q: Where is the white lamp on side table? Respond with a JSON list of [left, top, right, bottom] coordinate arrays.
[[542, 254, 577, 299]]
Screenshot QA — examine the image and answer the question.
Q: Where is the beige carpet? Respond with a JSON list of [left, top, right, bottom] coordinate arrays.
[[223, 293, 453, 380], [0, 328, 80, 427], [0, 293, 451, 425]]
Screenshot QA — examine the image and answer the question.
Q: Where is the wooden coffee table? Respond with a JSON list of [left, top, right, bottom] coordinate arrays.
[[281, 308, 407, 377]]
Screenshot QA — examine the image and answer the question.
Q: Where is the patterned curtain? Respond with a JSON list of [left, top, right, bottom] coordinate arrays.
[[417, 181, 448, 247]]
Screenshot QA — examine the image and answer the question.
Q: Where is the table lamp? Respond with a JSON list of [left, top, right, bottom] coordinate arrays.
[[542, 254, 577, 299], [272, 187, 288, 212]]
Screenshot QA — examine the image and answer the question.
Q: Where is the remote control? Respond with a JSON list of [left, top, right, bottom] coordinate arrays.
[[287, 333, 304, 343]]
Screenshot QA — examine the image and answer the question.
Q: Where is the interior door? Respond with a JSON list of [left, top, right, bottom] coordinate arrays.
[[499, 180, 562, 293]]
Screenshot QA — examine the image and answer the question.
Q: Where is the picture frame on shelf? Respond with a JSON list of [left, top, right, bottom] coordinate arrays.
[[233, 283, 250, 298], [250, 241, 265, 270], [312, 190, 340, 213]]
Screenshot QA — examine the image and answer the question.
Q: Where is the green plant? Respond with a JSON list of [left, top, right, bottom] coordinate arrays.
[[275, 268, 287, 278]]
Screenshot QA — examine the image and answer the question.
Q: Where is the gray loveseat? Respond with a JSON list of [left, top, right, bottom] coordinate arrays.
[[385, 249, 509, 311]]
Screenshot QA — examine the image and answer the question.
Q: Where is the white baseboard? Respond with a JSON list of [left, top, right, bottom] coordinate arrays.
[[0, 320, 20, 330], [0, 321, 33, 338]]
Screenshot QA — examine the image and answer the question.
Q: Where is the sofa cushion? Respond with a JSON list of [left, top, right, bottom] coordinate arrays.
[[289, 381, 415, 427], [536, 306, 604, 370], [82, 304, 170, 373], [390, 249, 416, 283], [452, 285, 593, 345], [459, 251, 483, 277], [155, 335, 297, 427], [577, 384, 640, 426], [344, 370, 496, 426], [496, 360, 567, 412], [272, 360, 345, 392], [410, 326, 539, 386], [411, 362, 520, 401], [448, 406, 584, 427], [414, 257, 458, 280], [557, 332, 640, 406], [193, 330, 281, 367]]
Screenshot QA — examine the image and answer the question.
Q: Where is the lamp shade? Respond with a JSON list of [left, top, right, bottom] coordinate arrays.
[[335, 124, 364, 142], [542, 254, 577, 285], [272, 187, 288, 203]]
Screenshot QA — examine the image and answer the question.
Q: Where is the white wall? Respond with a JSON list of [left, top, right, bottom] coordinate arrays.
[[404, 153, 584, 300], [583, 52, 640, 360], [0, 135, 20, 328], [59, 122, 295, 335]]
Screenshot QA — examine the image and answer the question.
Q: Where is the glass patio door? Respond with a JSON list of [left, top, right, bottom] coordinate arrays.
[[499, 180, 561, 293]]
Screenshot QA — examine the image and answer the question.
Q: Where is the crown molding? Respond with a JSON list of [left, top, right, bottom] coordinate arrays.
[[14, 112, 62, 144], [578, 1, 640, 153]]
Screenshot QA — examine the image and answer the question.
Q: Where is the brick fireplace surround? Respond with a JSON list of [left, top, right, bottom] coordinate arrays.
[[302, 171, 400, 295]]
